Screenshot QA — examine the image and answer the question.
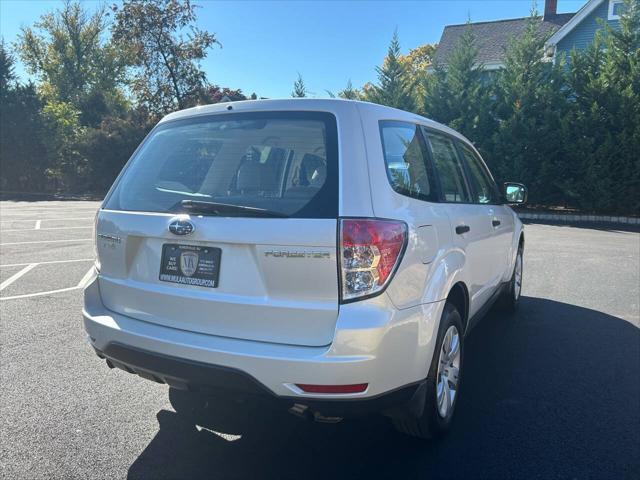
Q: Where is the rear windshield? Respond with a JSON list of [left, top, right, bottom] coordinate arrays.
[[104, 111, 338, 218]]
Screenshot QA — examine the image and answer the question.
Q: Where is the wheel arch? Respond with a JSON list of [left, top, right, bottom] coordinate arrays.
[[445, 282, 469, 334]]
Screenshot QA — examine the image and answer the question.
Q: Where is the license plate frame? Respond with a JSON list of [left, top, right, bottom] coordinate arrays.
[[159, 244, 221, 288]]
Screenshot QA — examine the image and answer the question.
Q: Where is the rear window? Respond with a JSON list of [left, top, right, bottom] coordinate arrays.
[[104, 111, 338, 218]]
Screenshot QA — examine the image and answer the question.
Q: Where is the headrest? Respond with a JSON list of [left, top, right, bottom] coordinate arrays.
[[300, 154, 327, 186], [236, 160, 262, 192]]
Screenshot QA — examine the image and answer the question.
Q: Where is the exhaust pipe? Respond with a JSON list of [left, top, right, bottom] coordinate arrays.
[[288, 404, 343, 423], [312, 411, 343, 424], [288, 403, 311, 419]]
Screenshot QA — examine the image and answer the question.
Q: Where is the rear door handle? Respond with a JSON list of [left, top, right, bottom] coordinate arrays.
[[492, 220, 501, 227], [455, 225, 470, 235]]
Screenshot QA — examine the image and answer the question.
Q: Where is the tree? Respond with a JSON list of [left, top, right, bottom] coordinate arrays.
[[338, 79, 361, 100], [365, 30, 416, 111], [77, 109, 153, 193], [0, 39, 16, 94], [563, 0, 640, 212], [197, 85, 248, 104], [0, 41, 52, 192], [40, 98, 84, 191], [13, 0, 130, 191], [399, 44, 436, 74], [17, 1, 124, 111], [423, 23, 494, 154], [399, 43, 437, 99], [491, 13, 570, 205], [111, 0, 219, 116], [291, 73, 307, 97]]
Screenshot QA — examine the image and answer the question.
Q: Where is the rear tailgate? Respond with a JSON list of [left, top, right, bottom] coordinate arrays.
[[97, 109, 341, 347], [97, 212, 338, 346]]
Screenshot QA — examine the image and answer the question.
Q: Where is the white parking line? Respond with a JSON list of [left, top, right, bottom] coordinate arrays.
[[1, 258, 93, 268], [0, 285, 81, 301], [1, 226, 93, 232], [0, 263, 38, 291], [34, 220, 41, 230], [0, 221, 38, 226], [0, 212, 98, 216], [77, 266, 96, 288], [0, 216, 95, 222], [0, 266, 94, 301], [0, 238, 92, 246], [0, 214, 97, 216], [0, 208, 99, 213], [0, 208, 98, 212]]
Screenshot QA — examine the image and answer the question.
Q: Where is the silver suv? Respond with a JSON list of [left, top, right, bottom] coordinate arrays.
[[84, 99, 526, 439]]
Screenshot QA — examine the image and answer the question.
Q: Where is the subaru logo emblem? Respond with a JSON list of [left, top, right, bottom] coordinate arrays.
[[168, 218, 195, 236]]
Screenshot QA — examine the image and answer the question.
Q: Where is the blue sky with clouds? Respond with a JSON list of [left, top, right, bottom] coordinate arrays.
[[1, 0, 586, 98]]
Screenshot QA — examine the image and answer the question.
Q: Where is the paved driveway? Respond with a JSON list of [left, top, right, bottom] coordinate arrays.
[[1, 201, 638, 479]]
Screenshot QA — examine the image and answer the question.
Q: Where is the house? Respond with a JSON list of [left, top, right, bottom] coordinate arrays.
[[433, 0, 624, 69], [544, 0, 624, 61]]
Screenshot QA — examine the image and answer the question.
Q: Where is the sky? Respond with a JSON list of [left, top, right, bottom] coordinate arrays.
[[0, 0, 586, 99]]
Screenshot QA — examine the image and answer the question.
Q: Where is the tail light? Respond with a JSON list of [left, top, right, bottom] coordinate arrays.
[[339, 218, 407, 302], [296, 383, 368, 394], [93, 210, 101, 273]]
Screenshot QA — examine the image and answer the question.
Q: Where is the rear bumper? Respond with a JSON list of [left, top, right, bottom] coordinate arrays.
[[83, 274, 444, 413], [93, 342, 422, 417]]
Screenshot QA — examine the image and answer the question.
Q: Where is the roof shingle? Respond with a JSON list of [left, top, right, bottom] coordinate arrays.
[[434, 14, 575, 66]]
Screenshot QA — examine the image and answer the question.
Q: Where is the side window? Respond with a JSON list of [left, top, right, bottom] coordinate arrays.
[[458, 143, 498, 204], [425, 131, 470, 203], [380, 121, 436, 202]]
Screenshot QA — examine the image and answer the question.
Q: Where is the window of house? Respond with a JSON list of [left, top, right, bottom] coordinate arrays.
[[608, 0, 625, 20]]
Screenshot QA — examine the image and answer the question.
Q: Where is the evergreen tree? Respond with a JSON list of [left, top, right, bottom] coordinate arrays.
[[0, 39, 16, 94], [338, 79, 360, 99], [365, 30, 416, 111], [563, 0, 640, 213], [291, 73, 307, 98], [491, 13, 569, 205], [423, 23, 494, 156]]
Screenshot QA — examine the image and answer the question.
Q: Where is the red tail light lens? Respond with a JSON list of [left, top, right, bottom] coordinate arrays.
[[339, 218, 407, 302], [296, 383, 368, 394], [93, 210, 101, 273]]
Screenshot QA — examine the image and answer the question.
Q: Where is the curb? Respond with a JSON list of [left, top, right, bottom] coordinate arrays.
[[517, 212, 640, 225]]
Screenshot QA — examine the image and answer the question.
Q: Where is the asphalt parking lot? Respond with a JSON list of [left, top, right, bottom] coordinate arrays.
[[1, 200, 638, 479]]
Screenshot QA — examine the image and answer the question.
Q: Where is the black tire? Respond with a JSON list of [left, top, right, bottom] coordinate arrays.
[[499, 243, 524, 312], [391, 303, 464, 440]]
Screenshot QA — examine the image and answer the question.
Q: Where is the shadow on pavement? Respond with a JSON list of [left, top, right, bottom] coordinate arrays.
[[128, 297, 640, 480]]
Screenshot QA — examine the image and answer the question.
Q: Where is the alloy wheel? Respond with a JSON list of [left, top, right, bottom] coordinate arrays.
[[514, 251, 523, 300], [436, 325, 461, 419]]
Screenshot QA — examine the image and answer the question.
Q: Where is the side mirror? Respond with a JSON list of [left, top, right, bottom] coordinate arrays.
[[503, 182, 527, 204]]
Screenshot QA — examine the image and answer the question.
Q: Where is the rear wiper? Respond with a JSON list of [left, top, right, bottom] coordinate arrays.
[[179, 200, 289, 218]]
